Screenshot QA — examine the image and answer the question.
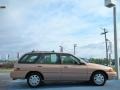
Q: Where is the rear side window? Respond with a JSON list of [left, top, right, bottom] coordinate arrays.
[[36, 54, 60, 64], [18, 54, 39, 63], [19, 53, 60, 64]]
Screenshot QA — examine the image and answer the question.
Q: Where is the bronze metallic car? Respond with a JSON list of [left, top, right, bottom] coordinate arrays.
[[10, 51, 116, 88]]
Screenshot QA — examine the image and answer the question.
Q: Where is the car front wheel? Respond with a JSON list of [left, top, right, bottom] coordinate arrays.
[[27, 73, 42, 88], [91, 72, 107, 86]]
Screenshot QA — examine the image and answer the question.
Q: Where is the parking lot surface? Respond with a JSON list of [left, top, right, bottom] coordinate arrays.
[[0, 73, 120, 90]]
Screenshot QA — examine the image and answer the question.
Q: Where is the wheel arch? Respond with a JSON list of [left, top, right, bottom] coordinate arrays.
[[90, 70, 108, 81], [25, 71, 44, 80]]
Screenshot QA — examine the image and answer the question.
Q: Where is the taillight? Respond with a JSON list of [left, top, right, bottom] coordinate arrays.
[[14, 68, 20, 71]]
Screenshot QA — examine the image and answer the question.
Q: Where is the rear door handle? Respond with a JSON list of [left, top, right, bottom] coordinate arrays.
[[64, 66, 68, 68]]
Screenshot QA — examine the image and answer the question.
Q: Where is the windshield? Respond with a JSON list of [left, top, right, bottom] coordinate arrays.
[[78, 58, 87, 64]]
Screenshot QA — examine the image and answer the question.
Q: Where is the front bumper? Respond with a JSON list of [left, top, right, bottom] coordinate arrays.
[[107, 72, 117, 80]]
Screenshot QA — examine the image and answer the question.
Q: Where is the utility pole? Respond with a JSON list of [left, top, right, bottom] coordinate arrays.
[[101, 28, 109, 65], [59, 46, 63, 53], [74, 44, 77, 55]]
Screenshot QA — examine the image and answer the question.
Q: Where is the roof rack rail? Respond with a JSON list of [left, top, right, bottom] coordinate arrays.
[[51, 50, 55, 52]]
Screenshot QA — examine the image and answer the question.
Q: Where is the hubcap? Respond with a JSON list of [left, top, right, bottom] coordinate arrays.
[[29, 75, 40, 86], [94, 73, 105, 85]]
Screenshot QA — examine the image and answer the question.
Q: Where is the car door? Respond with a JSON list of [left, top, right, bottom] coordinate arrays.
[[60, 54, 88, 81], [36, 53, 61, 81]]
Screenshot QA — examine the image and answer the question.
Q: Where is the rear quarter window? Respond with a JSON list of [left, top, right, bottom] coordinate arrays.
[[18, 54, 40, 64]]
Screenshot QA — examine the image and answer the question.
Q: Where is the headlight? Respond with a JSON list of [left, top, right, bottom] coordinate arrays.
[[108, 68, 114, 72]]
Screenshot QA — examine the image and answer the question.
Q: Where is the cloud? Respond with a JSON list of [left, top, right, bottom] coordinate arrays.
[[0, 0, 120, 59]]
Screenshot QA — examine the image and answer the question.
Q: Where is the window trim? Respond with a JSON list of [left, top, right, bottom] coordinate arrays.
[[18, 53, 86, 65]]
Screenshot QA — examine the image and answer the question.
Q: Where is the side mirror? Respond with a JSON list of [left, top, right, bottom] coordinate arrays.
[[79, 62, 86, 65]]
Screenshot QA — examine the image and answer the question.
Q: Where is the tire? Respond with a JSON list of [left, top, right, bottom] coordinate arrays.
[[91, 72, 107, 86], [27, 73, 42, 88]]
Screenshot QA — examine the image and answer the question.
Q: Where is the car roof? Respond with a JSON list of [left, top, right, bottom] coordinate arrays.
[[26, 51, 71, 55]]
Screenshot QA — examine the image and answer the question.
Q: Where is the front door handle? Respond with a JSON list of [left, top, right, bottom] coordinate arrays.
[[37, 66, 42, 67]]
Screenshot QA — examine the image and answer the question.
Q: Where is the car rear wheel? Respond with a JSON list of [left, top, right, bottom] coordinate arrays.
[[91, 72, 106, 86], [27, 73, 42, 88]]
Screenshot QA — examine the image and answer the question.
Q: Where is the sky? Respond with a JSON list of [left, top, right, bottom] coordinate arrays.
[[0, 0, 120, 59]]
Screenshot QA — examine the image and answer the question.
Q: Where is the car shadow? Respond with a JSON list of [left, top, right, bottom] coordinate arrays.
[[9, 81, 99, 90], [42, 81, 94, 88]]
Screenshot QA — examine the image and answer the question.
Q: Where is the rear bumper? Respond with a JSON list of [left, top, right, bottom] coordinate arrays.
[[10, 70, 27, 80]]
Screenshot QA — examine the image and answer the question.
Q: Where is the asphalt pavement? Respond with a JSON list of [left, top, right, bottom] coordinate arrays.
[[0, 73, 120, 90]]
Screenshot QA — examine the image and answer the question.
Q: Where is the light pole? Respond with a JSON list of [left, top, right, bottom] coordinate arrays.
[[7, 54, 10, 60], [74, 44, 77, 55], [107, 39, 112, 66], [105, 0, 119, 79], [59, 46, 63, 53], [17, 52, 20, 60], [101, 28, 109, 65], [0, 6, 6, 8], [0, 4, 6, 9]]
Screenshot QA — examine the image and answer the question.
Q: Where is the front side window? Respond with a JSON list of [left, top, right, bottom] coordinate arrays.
[[60, 54, 79, 64]]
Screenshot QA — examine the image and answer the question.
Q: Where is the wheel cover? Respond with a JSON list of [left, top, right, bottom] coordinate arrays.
[[94, 73, 105, 85], [29, 75, 40, 86]]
